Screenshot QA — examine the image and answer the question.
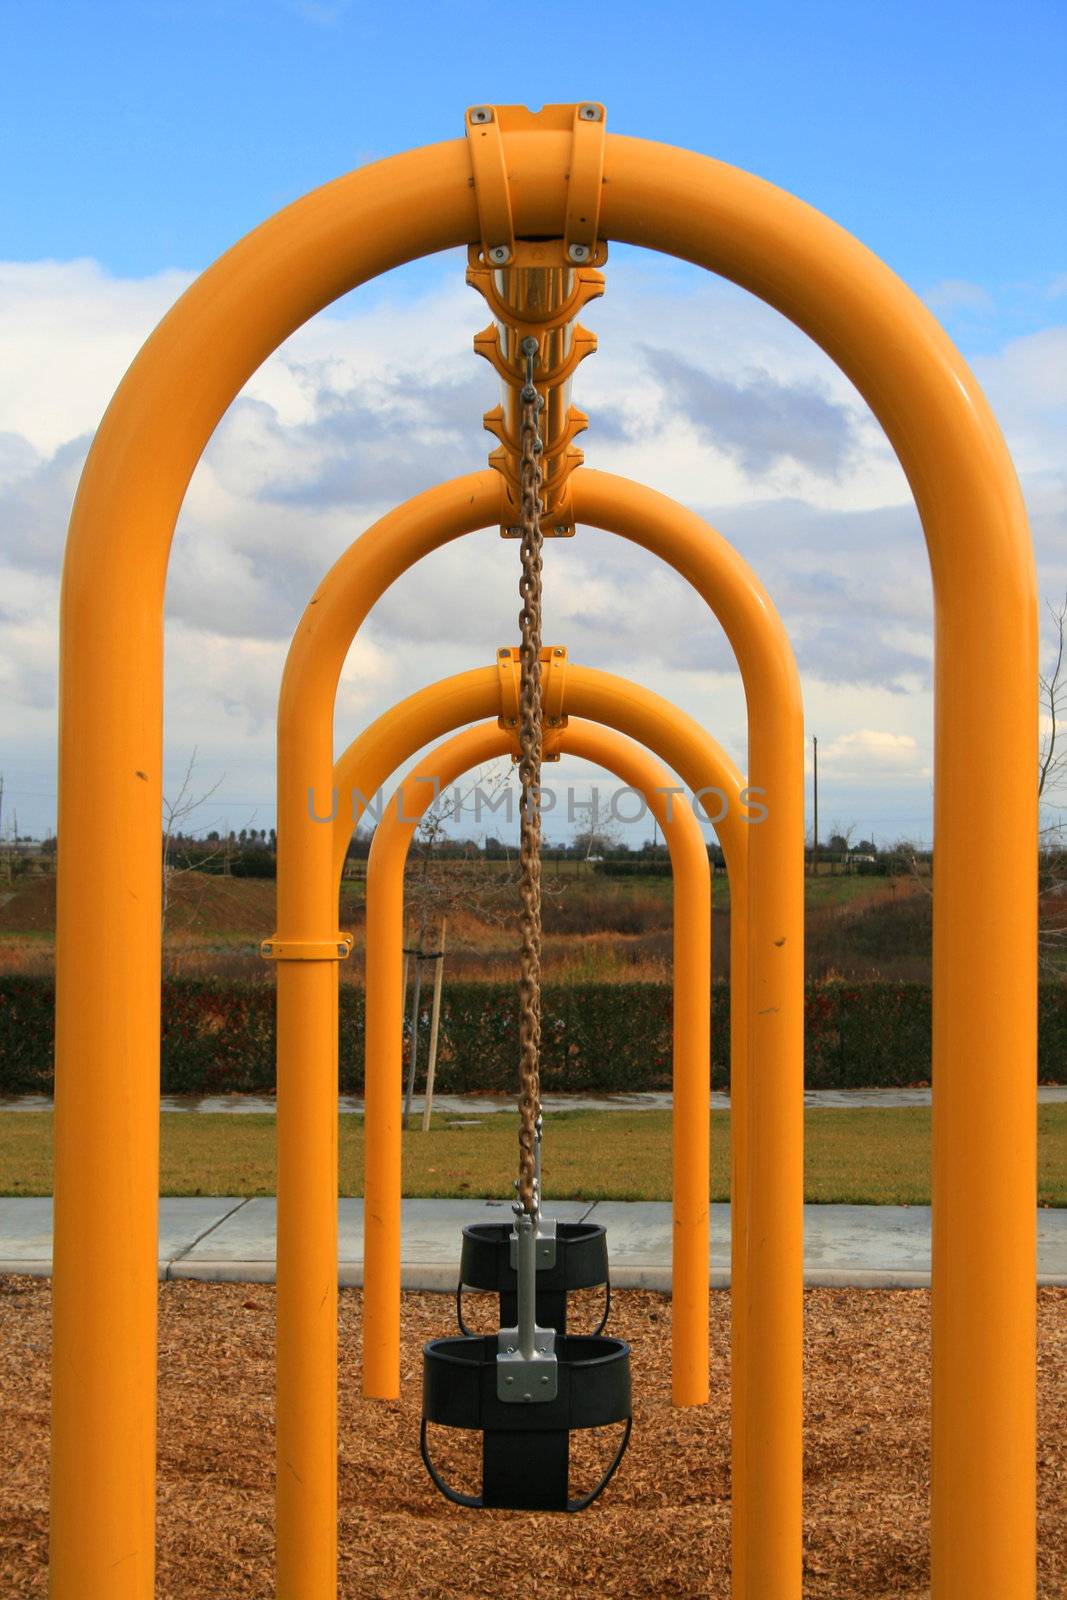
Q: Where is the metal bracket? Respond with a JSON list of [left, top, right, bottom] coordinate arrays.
[[493, 450, 582, 539], [564, 103, 607, 264], [465, 102, 607, 539], [496, 646, 568, 753], [542, 644, 568, 727], [509, 1216, 557, 1270], [467, 254, 606, 331], [260, 935, 352, 961], [483, 403, 589, 464], [465, 106, 514, 266], [473, 319, 598, 389], [496, 1324, 558, 1402], [465, 103, 608, 267]]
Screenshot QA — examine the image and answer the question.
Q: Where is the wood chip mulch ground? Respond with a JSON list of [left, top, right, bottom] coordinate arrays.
[[0, 1277, 1063, 1598]]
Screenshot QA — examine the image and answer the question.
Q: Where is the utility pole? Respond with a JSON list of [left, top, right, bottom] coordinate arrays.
[[811, 735, 819, 878]]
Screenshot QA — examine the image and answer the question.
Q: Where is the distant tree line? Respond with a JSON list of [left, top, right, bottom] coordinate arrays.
[[4, 826, 944, 884], [164, 827, 277, 878]]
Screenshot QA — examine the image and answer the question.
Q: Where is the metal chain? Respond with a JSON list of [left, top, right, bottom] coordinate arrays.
[[516, 336, 544, 1216]]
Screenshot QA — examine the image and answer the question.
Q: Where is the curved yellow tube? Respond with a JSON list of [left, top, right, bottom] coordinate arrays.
[[55, 120, 1034, 1600], [328, 661, 745, 880], [361, 717, 712, 1406]]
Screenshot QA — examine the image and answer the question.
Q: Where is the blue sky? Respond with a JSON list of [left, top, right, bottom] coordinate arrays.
[[4, 0, 1065, 309], [0, 0, 1064, 843]]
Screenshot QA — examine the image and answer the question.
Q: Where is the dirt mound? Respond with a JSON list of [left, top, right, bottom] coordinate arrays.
[[0, 873, 277, 943], [0, 878, 55, 936]]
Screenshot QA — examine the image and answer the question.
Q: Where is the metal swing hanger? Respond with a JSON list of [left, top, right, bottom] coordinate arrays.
[[465, 101, 608, 540], [417, 103, 631, 1517]]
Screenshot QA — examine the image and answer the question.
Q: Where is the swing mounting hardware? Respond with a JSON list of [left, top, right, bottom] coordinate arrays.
[[465, 102, 607, 537], [464, 103, 607, 272], [509, 1218, 557, 1270], [419, 101, 630, 1512], [259, 935, 352, 961], [497, 1210, 558, 1401], [496, 1326, 558, 1402], [496, 644, 568, 752], [508, 1113, 557, 1266]]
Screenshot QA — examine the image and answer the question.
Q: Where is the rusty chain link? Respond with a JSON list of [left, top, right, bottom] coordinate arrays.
[[516, 336, 544, 1215]]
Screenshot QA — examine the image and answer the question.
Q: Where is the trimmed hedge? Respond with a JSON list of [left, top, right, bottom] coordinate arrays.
[[594, 860, 674, 878], [0, 975, 1064, 1096], [0, 975, 55, 1094]]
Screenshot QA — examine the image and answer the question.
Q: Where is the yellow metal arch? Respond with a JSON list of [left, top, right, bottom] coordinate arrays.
[[54, 113, 1035, 1600], [323, 667, 746, 1402], [273, 466, 793, 1596], [358, 716, 713, 1407]]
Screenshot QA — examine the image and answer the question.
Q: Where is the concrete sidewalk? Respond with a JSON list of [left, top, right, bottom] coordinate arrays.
[[4, 1087, 1065, 1115], [2, 1197, 1065, 1289]]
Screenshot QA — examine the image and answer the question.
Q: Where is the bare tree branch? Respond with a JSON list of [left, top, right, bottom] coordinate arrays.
[[1039, 592, 1067, 974], [1039, 590, 1067, 802], [161, 749, 226, 934]]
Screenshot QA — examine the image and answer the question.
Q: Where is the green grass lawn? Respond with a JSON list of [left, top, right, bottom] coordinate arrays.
[[2, 1105, 1064, 1205]]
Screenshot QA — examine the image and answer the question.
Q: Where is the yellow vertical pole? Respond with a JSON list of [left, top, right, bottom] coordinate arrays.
[[273, 480, 500, 1592], [361, 795, 407, 1398], [931, 612, 1037, 1600], [52, 533, 166, 1600], [726, 838, 750, 1595], [273, 953, 340, 1598], [51, 762, 159, 1600]]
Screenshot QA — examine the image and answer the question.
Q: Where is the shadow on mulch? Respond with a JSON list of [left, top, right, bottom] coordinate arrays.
[[0, 1278, 1063, 1598]]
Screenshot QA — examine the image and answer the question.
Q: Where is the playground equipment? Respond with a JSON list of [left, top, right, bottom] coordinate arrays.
[[52, 102, 1037, 1600], [379, 716, 711, 1509], [277, 466, 800, 1584], [279, 461, 791, 1576], [332, 663, 746, 1392], [353, 708, 717, 1410]]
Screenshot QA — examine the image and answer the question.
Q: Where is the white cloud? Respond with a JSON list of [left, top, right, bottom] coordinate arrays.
[[818, 728, 924, 777], [974, 326, 1067, 476], [0, 252, 1061, 844], [0, 259, 195, 454]]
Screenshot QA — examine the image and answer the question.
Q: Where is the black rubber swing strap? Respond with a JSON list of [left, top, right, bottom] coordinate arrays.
[[455, 1276, 611, 1339], [566, 1416, 633, 1512], [590, 1277, 612, 1338], [419, 1418, 483, 1509], [418, 1416, 633, 1514], [455, 1282, 476, 1338]]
